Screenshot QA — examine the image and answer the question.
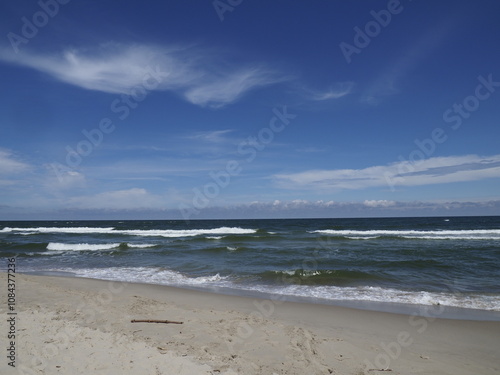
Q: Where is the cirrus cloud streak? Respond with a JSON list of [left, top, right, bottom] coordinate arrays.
[[274, 154, 500, 191], [0, 43, 286, 108]]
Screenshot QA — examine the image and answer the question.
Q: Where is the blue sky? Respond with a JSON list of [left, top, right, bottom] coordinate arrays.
[[0, 0, 499, 219]]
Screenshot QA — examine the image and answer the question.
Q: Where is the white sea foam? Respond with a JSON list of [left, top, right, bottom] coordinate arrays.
[[37, 267, 500, 312], [2, 227, 115, 234], [346, 236, 380, 240], [402, 235, 498, 240], [46, 243, 121, 251], [46, 242, 156, 251], [127, 243, 156, 248], [2, 226, 256, 238], [233, 284, 500, 312], [312, 229, 500, 240], [67, 267, 229, 286], [120, 227, 255, 238], [6, 226, 497, 240]]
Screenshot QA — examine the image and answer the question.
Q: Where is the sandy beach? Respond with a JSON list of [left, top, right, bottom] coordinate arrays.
[[1, 273, 499, 375]]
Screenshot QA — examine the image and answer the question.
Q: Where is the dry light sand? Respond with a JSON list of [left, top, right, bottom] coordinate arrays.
[[1, 273, 499, 374]]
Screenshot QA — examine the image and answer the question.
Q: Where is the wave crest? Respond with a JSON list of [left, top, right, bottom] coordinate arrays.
[[46, 243, 120, 251], [2, 226, 256, 238], [311, 229, 500, 240]]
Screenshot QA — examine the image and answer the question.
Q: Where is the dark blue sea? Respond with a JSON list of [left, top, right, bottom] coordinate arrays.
[[2, 216, 500, 314]]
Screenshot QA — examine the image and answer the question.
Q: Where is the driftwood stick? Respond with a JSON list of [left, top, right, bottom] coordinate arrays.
[[131, 319, 183, 324]]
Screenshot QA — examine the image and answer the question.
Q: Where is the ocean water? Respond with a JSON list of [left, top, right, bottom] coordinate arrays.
[[2, 216, 500, 315]]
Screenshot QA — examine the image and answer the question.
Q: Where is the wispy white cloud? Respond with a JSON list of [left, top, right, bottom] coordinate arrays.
[[244, 198, 499, 212], [0, 43, 357, 108], [186, 129, 235, 143], [184, 68, 284, 108], [176, 129, 239, 157], [364, 199, 396, 208], [3, 196, 500, 220], [0, 149, 31, 175], [0, 149, 32, 188], [275, 154, 500, 191], [44, 163, 87, 190], [177, 199, 500, 219], [0, 44, 165, 94], [299, 82, 354, 101], [0, 43, 286, 108]]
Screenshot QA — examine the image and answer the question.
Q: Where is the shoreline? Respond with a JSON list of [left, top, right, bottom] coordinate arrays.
[[22, 270, 500, 321], [1, 272, 500, 374]]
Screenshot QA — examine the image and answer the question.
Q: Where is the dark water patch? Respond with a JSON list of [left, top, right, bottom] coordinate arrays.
[[257, 268, 393, 286], [382, 258, 454, 270]]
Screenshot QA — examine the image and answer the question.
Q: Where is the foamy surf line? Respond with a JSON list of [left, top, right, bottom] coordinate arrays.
[[46, 243, 157, 251], [47, 243, 120, 251], [5, 226, 499, 239], [1, 226, 257, 238], [22, 266, 500, 315], [1, 227, 116, 234], [311, 229, 500, 239]]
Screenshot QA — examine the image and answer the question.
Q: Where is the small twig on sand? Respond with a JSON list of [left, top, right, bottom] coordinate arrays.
[[131, 319, 183, 324]]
